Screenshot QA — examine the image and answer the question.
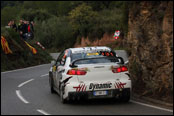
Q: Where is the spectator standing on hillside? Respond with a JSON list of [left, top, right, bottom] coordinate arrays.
[[22, 20, 29, 40], [27, 21, 34, 40], [11, 20, 17, 32], [7, 20, 17, 31], [18, 20, 24, 39], [8, 21, 12, 27], [18, 20, 23, 30], [29, 21, 34, 33]]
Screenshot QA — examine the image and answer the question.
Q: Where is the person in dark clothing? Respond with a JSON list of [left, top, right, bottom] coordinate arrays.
[[23, 21, 29, 34], [18, 20, 23, 31], [22, 21, 29, 40], [18, 20, 28, 40], [28, 21, 34, 33], [27, 21, 34, 40], [28, 21, 34, 39], [18, 20, 24, 39], [30, 21, 34, 32], [11, 20, 17, 32]]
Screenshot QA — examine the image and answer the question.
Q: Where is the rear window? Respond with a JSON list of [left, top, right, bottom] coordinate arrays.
[[71, 51, 119, 65]]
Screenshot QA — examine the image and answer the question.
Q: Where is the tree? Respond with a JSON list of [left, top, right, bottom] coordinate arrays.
[[1, 1, 23, 9], [69, 3, 98, 37], [1, 6, 21, 26], [19, 9, 52, 21], [84, 1, 112, 11]]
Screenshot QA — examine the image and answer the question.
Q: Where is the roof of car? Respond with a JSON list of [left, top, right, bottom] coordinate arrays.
[[69, 46, 111, 54]]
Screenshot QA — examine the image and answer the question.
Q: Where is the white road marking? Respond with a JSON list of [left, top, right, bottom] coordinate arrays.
[[16, 90, 29, 104], [18, 79, 34, 88], [37, 109, 51, 115], [1, 63, 50, 74], [40, 74, 49, 77], [130, 100, 173, 113]]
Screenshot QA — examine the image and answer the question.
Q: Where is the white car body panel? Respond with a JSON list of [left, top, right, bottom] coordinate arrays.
[[63, 63, 131, 98]]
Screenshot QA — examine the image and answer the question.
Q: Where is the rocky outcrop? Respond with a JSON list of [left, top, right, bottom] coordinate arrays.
[[127, 1, 173, 101]]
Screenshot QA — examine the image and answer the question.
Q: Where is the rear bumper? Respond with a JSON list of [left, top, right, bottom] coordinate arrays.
[[68, 88, 130, 100]]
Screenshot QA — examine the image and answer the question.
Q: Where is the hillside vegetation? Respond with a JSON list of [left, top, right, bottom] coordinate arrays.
[[1, 28, 52, 71], [1, 1, 128, 71], [1, 1, 128, 51]]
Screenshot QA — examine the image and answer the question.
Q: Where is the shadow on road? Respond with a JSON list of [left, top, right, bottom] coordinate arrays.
[[68, 98, 131, 106]]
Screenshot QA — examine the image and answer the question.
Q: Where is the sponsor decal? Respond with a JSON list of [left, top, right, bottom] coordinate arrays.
[[73, 84, 86, 92], [114, 81, 126, 89], [53, 66, 56, 72], [89, 83, 112, 90], [87, 52, 99, 56]]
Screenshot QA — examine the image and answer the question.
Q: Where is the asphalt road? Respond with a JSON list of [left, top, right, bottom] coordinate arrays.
[[1, 52, 173, 115]]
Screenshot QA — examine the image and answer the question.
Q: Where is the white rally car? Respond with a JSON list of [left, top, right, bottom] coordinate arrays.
[[49, 46, 131, 103]]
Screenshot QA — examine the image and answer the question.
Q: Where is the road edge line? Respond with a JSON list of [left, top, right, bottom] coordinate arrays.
[[37, 109, 50, 115], [130, 100, 173, 113], [16, 90, 29, 104]]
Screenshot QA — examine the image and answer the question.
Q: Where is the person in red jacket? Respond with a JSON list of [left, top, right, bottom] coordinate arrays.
[[27, 21, 34, 40]]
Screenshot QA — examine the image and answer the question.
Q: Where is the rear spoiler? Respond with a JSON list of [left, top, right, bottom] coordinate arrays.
[[69, 56, 125, 68]]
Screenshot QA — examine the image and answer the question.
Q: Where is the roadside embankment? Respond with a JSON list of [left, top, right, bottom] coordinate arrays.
[[1, 28, 52, 72]]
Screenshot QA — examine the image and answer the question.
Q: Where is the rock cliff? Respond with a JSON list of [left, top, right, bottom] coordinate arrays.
[[127, 1, 173, 102]]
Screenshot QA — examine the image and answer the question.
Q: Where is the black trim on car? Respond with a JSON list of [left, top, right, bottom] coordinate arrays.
[[68, 88, 130, 100]]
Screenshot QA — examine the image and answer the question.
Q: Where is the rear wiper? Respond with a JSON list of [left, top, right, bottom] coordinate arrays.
[[69, 57, 106, 68]]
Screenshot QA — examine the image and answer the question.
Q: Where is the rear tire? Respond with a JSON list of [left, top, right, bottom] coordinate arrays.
[[49, 75, 56, 94], [120, 89, 130, 102], [60, 84, 67, 104]]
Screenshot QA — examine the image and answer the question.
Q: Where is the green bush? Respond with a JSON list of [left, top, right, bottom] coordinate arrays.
[[34, 16, 75, 51]]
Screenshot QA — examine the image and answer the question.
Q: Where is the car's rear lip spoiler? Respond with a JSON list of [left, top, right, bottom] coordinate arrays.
[[69, 56, 124, 68]]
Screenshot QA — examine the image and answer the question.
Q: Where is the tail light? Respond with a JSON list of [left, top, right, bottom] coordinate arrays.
[[121, 66, 128, 72], [67, 69, 87, 75], [112, 66, 128, 73]]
